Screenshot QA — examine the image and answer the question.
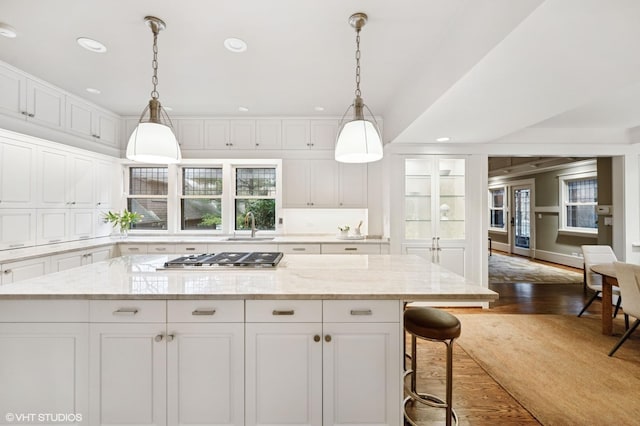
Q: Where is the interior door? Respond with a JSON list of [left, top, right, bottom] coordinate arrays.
[[511, 184, 532, 257]]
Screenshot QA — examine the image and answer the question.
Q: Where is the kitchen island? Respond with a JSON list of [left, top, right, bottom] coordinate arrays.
[[0, 254, 497, 426]]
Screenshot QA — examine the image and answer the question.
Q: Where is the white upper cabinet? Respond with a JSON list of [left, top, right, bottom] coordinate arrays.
[[0, 209, 36, 251], [255, 119, 282, 149], [37, 147, 68, 208], [95, 160, 115, 209], [282, 119, 338, 150], [204, 119, 257, 150], [68, 155, 95, 208], [66, 96, 119, 147], [176, 119, 205, 150], [204, 119, 229, 149], [338, 163, 367, 208], [0, 140, 36, 208], [0, 66, 64, 129]]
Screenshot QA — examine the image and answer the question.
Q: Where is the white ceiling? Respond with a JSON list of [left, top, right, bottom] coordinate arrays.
[[1, 0, 639, 145]]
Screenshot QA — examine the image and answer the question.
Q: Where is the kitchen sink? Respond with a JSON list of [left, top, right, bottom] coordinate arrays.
[[224, 237, 275, 241]]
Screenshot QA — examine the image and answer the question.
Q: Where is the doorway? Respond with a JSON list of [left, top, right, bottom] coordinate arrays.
[[511, 184, 532, 257]]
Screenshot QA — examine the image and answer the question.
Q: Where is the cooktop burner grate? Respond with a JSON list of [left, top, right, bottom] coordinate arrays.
[[162, 252, 284, 269]]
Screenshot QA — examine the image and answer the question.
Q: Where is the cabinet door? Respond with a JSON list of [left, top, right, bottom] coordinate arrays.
[[177, 119, 205, 150], [339, 163, 367, 208], [0, 140, 36, 208], [245, 322, 322, 426], [95, 111, 119, 147], [283, 159, 310, 207], [255, 119, 282, 149], [69, 209, 94, 240], [205, 119, 230, 149], [310, 119, 338, 150], [0, 65, 26, 119], [26, 79, 64, 129], [437, 247, 465, 276], [0, 209, 36, 250], [229, 119, 255, 149], [69, 156, 94, 208], [167, 323, 244, 426], [86, 246, 112, 264], [282, 119, 310, 150], [66, 96, 93, 138], [0, 323, 89, 420], [309, 160, 339, 207], [51, 250, 84, 272], [322, 322, 400, 426], [89, 323, 166, 426], [38, 148, 68, 208], [36, 209, 68, 245], [1, 255, 49, 284], [95, 160, 115, 208]]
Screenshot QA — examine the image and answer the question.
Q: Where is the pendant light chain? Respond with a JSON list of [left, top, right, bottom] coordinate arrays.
[[355, 28, 361, 98], [150, 29, 159, 100]]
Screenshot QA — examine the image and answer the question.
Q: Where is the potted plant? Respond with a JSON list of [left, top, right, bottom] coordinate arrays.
[[103, 209, 142, 237], [338, 225, 350, 237]]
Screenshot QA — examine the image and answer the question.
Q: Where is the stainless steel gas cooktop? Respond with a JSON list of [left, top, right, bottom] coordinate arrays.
[[159, 252, 284, 270]]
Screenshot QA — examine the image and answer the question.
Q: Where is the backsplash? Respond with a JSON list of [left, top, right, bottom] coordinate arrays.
[[280, 209, 368, 236]]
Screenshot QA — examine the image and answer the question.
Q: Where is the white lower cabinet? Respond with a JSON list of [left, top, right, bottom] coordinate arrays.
[[246, 300, 400, 426], [0, 255, 50, 284], [90, 300, 244, 426], [0, 300, 89, 425], [51, 246, 113, 272], [404, 244, 465, 276]]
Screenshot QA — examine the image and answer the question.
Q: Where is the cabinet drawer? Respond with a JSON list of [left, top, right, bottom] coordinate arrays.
[[321, 243, 381, 254], [89, 300, 166, 323], [175, 243, 208, 254], [148, 244, 176, 253], [278, 243, 321, 254], [323, 300, 400, 323], [246, 300, 322, 322], [168, 300, 244, 322], [0, 300, 89, 322], [119, 244, 148, 254]]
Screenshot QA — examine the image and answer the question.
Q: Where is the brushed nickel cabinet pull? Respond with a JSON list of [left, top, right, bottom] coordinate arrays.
[[185, 247, 196, 251], [154, 247, 167, 251], [292, 248, 306, 251], [350, 309, 373, 316], [154, 334, 164, 342], [3, 269, 11, 274], [272, 310, 295, 316], [344, 247, 358, 251], [192, 309, 216, 316], [166, 334, 175, 342], [113, 308, 139, 316]]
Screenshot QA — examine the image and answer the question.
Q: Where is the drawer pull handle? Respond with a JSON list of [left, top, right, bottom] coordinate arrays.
[[166, 334, 175, 342], [49, 239, 62, 243], [154, 248, 167, 251], [79, 236, 90, 239], [350, 309, 373, 316], [344, 247, 358, 251], [185, 248, 196, 251], [272, 310, 295, 316], [292, 248, 306, 251], [113, 308, 139, 316], [154, 334, 164, 342], [314, 335, 321, 342], [325, 334, 332, 342], [192, 309, 216, 316], [129, 248, 140, 251], [9, 244, 25, 248], [3, 269, 11, 274]]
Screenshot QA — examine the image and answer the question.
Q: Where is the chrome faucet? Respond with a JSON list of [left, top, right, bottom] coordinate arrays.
[[245, 211, 256, 238]]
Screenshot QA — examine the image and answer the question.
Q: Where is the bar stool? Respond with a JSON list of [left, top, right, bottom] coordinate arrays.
[[403, 307, 461, 426]]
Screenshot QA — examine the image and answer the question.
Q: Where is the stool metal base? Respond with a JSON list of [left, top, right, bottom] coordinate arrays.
[[403, 334, 458, 426]]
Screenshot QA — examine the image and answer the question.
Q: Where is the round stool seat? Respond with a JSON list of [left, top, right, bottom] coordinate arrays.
[[404, 307, 461, 341]]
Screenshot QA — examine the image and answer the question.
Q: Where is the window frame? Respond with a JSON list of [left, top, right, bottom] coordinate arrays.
[[124, 166, 170, 233], [232, 166, 278, 232], [488, 185, 507, 233], [179, 166, 224, 233], [558, 171, 598, 236]]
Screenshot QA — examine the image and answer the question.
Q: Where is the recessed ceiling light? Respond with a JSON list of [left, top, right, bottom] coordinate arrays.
[[238, 106, 249, 112], [85, 87, 101, 94], [0, 23, 17, 38], [76, 37, 107, 53], [314, 106, 325, 112], [436, 137, 450, 142], [224, 38, 247, 53]]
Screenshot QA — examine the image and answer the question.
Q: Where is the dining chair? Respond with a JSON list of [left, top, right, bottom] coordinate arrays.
[[609, 262, 640, 356], [579, 245, 621, 318]]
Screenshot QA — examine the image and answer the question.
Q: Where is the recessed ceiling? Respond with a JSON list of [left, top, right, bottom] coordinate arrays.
[[1, 0, 639, 145]]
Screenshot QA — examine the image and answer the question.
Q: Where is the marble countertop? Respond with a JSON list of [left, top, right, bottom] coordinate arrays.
[[0, 254, 497, 302]]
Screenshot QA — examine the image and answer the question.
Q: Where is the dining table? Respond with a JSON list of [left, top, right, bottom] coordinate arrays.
[[589, 262, 618, 335]]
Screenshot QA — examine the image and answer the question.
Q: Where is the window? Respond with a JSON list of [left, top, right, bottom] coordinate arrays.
[[489, 186, 506, 230], [234, 167, 276, 231], [128, 167, 169, 230], [181, 167, 223, 231], [560, 173, 597, 233]]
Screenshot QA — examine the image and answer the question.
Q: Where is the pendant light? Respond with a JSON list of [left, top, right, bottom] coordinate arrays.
[[126, 16, 181, 164], [335, 12, 383, 164]]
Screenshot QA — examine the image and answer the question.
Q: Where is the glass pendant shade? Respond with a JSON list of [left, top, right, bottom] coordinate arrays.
[[126, 122, 181, 164], [335, 119, 383, 163]]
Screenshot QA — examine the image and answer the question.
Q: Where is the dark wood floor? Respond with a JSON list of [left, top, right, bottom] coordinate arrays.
[[406, 262, 597, 425]]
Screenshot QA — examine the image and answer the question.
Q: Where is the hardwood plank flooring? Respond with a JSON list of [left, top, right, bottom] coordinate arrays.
[[406, 263, 598, 425]]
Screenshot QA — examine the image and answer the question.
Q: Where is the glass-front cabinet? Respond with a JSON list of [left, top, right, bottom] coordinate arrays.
[[393, 156, 467, 276]]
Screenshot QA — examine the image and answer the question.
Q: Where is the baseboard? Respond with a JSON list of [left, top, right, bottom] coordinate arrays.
[[491, 242, 510, 253], [533, 249, 583, 268]]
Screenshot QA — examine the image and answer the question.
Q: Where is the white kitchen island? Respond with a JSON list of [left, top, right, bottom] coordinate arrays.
[[0, 254, 497, 426]]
